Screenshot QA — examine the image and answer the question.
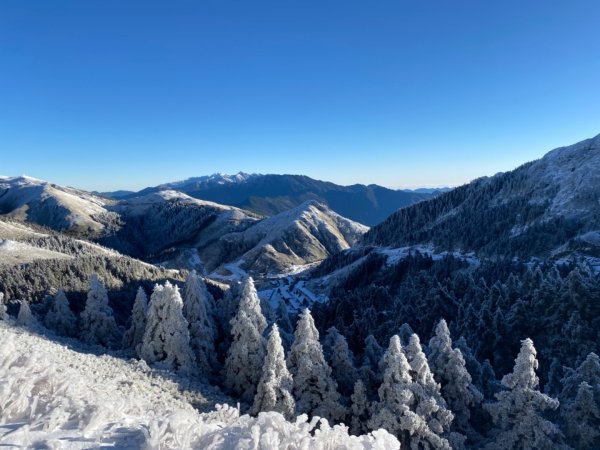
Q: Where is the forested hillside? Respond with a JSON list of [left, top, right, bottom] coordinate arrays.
[[364, 133, 600, 259]]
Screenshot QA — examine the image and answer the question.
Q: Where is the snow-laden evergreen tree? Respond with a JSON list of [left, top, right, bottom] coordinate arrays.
[[238, 276, 267, 333], [44, 289, 76, 337], [80, 274, 119, 347], [251, 324, 295, 419], [324, 327, 358, 398], [361, 334, 384, 397], [182, 270, 217, 376], [122, 287, 148, 354], [17, 299, 35, 326], [368, 335, 452, 450], [428, 319, 483, 434], [224, 311, 266, 402], [139, 282, 196, 375], [559, 352, 600, 450], [405, 333, 455, 439], [560, 352, 600, 402], [350, 379, 370, 436], [287, 308, 345, 423], [223, 277, 268, 402], [0, 292, 8, 320], [260, 294, 277, 324], [276, 296, 293, 337], [561, 381, 600, 450], [484, 338, 565, 450]]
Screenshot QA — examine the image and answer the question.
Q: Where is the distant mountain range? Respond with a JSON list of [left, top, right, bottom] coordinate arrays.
[[100, 174, 438, 226], [0, 177, 367, 276]]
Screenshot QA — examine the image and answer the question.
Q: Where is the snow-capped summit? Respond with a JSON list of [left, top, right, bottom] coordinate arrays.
[[157, 172, 259, 190]]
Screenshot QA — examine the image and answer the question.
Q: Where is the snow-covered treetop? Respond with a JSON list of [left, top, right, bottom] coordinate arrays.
[[237, 276, 267, 335], [502, 338, 539, 390]]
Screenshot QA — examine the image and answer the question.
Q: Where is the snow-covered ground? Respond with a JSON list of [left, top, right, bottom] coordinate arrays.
[[0, 239, 74, 265], [376, 245, 480, 267], [260, 278, 327, 313], [0, 321, 398, 449]]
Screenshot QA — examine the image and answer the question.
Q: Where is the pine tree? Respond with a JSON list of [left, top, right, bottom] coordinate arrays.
[[429, 319, 483, 434], [17, 299, 35, 326], [324, 327, 358, 398], [561, 382, 600, 450], [405, 333, 455, 449], [122, 287, 148, 354], [0, 292, 8, 320], [44, 289, 76, 337], [139, 282, 196, 375], [182, 271, 217, 376], [287, 309, 345, 423], [350, 379, 370, 435], [484, 338, 564, 450], [368, 335, 452, 450], [80, 274, 119, 347], [238, 276, 267, 333], [560, 352, 600, 401], [223, 276, 268, 402], [251, 324, 295, 419], [361, 334, 384, 397]]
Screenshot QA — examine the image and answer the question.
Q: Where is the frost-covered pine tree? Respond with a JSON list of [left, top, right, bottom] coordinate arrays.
[[122, 287, 148, 354], [560, 352, 600, 401], [361, 334, 384, 397], [350, 379, 370, 436], [369, 335, 452, 450], [484, 338, 564, 450], [139, 282, 196, 375], [428, 319, 483, 434], [238, 276, 267, 333], [324, 327, 358, 398], [560, 352, 600, 450], [17, 299, 35, 326], [251, 324, 295, 419], [405, 333, 456, 449], [0, 292, 8, 320], [287, 309, 345, 423], [44, 289, 76, 337], [561, 381, 600, 449], [182, 271, 217, 376], [80, 274, 119, 347], [223, 277, 268, 402]]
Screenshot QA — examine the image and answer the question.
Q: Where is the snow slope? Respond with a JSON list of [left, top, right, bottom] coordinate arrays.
[[0, 321, 399, 449], [207, 201, 369, 275], [0, 239, 73, 265], [0, 176, 115, 235]]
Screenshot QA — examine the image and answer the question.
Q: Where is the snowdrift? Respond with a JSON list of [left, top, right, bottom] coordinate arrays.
[[0, 322, 399, 449]]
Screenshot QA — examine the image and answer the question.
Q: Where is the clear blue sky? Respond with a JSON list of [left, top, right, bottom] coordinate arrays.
[[1, 1, 599, 191]]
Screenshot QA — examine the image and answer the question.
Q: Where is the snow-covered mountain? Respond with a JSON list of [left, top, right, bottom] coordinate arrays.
[[205, 200, 368, 275], [101, 190, 261, 265], [111, 173, 433, 226], [0, 177, 368, 276], [363, 133, 600, 259], [0, 216, 179, 311], [0, 176, 116, 235]]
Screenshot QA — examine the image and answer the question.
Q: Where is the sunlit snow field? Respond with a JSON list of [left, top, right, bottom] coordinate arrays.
[[0, 320, 398, 449]]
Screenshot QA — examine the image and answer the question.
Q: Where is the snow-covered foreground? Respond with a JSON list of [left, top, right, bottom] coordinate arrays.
[[0, 322, 399, 449]]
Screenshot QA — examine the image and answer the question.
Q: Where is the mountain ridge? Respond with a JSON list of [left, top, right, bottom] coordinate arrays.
[[105, 173, 433, 226]]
